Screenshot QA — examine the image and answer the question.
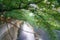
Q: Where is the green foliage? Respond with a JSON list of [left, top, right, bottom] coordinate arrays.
[[4, 9, 36, 27], [0, 0, 60, 40]]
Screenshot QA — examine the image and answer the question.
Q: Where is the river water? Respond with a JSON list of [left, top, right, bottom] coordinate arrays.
[[17, 22, 60, 40], [17, 22, 36, 40], [0, 21, 60, 40]]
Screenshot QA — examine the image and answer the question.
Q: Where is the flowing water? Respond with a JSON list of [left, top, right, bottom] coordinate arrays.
[[17, 22, 36, 40], [0, 21, 60, 40]]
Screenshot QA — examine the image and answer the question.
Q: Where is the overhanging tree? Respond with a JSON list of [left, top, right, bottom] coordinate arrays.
[[0, 0, 60, 40]]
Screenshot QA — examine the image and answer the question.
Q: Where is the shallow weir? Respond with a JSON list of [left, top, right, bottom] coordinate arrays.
[[0, 20, 60, 40], [17, 22, 36, 40]]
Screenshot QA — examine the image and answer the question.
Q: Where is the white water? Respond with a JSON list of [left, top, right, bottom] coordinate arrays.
[[17, 22, 36, 40]]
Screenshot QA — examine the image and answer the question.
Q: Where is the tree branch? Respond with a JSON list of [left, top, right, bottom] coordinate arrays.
[[0, 0, 41, 12]]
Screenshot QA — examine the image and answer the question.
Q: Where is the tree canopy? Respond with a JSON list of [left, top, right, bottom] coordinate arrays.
[[0, 0, 60, 40]]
